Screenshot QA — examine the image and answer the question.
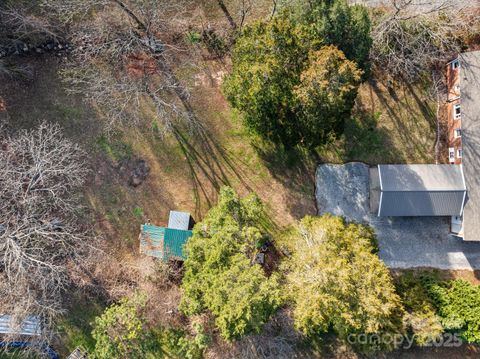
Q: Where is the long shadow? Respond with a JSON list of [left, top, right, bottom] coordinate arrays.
[[345, 102, 399, 164], [403, 82, 436, 129], [252, 140, 317, 219], [170, 121, 256, 218], [370, 80, 431, 161]]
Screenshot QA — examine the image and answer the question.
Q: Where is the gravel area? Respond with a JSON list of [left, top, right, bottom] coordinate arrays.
[[315, 162, 480, 269]]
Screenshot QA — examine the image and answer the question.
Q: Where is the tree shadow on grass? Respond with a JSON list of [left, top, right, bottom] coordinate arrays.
[[251, 140, 318, 219], [169, 122, 255, 219], [369, 79, 435, 163], [344, 107, 400, 164]]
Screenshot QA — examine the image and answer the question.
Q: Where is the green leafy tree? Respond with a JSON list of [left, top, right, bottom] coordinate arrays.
[[395, 272, 444, 346], [294, 46, 362, 147], [294, 0, 372, 73], [91, 294, 161, 359], [91, 294, 208, 359], [222, 14, 308, 147], [223, 8, 365, 148], [427, 279, 480, 343], [283, 215, 404, 353], [180, 187, 283, 340]]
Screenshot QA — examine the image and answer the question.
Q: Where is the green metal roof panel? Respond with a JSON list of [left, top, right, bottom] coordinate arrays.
[[164, 228, 192, 260], [139, 225, 191, 260]]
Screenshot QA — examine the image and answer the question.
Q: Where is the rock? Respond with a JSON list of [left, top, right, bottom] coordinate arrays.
[[128, 159, 150, 187], [35, 47, 43, 54], [130, 175, 143, 187]]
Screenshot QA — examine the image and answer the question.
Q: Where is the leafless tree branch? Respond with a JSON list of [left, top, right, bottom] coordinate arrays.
[[0, 122, 94, 348]]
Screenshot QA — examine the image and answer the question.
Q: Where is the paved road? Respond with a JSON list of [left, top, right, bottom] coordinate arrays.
[[315, 162, 480, 269]]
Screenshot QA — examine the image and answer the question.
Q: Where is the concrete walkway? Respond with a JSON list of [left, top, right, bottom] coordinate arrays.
[[315, 162, 480, 269]]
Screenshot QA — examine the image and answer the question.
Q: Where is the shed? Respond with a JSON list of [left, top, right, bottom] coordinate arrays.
[[0, 315, 41, 337], [167, 211, 192, 230], [139, 225, 191, 260], [377, 164, 466, 217]]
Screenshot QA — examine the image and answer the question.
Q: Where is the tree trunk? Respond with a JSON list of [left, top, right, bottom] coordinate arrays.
[[216, 0, 237, 30]]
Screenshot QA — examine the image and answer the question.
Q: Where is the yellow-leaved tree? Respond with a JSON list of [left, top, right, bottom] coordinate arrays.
[[283, 215, 404, 353]]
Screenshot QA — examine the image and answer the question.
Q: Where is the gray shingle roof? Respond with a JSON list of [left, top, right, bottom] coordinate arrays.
[[378, 164, 466, 217], [459, 50, 480, 241]]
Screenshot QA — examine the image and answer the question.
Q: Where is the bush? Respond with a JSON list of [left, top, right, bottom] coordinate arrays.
[[427, 279, 480, 343], [395, 271, 444, 346]]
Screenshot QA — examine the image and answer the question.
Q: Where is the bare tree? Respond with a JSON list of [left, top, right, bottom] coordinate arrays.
[[42, 0, 200, 134], [370, 0, 476, 82], [0, 5, 58, 45], [0, 122, 92, 348]]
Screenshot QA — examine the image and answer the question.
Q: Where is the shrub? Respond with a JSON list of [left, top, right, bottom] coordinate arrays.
[[395, 271, 444, 346], [427, 279, 480, 343]]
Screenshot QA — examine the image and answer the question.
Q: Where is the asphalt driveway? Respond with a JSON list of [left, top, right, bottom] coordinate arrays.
[[315, 162, 480, 269]]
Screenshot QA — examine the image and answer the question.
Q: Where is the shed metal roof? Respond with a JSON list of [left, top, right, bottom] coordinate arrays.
[[139, 224, 191, 260], [167, 211, 191, 230], [0, 315, 41, 336], [378, 164, 466, 217], [378, 164, 465, 191]]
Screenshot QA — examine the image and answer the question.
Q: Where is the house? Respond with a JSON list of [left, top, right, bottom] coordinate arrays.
[[374, 50, 480, 241], [139, 211, 194, 261]]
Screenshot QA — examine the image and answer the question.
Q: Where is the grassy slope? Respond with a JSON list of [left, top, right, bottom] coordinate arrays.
[[319, 80, 437, 165], [1, 54, 437, 354]]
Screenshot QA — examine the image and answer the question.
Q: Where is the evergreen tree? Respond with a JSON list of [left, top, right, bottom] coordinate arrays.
[[180, 187, 283, 340]]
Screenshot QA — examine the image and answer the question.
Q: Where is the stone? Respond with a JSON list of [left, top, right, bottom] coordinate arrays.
[[128, 159, 150, 187]]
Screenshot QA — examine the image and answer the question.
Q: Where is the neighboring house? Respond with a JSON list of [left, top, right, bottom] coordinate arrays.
[[373, 50, 480, 241], [139, 211, 194, 261]]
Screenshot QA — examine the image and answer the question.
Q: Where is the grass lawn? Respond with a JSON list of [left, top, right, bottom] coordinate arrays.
[[318, 80, 437, 165]]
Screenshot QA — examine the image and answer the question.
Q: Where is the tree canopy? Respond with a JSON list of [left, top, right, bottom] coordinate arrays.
[[295, 0, 372, 73], [91, 294, 208, 359], [180, 187, 283, 340], [294, 46, 362, 146], [91, 294, 160, 359], [223, 1, 367, 148], [283, 215, 404, 353], [222, 14, 307, 147]]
